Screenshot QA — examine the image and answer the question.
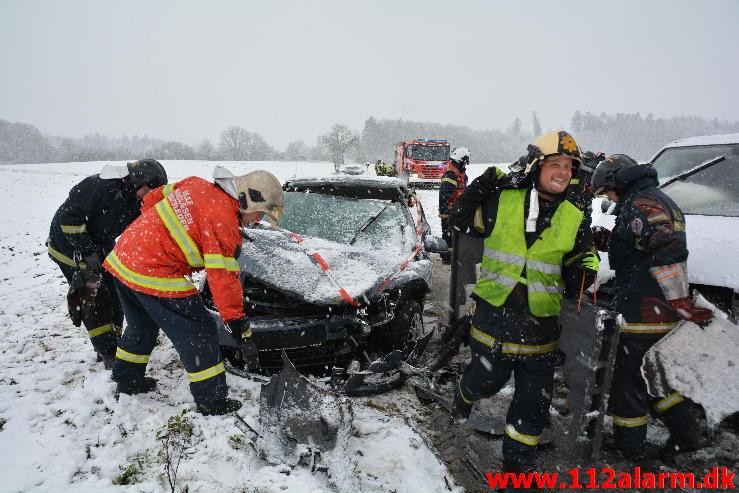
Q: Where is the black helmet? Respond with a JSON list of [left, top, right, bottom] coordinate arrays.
[[591, 154, 639, 195], [127, 159, 168, 190]]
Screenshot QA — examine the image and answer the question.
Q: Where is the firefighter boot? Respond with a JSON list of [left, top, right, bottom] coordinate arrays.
[[196, 398, 243, 416], [116, 377, 157, 396], [96, 349, 116, 370], [659, 402, 705, 458], [497, 460, 536, 493], [451, 390, 472, 423]]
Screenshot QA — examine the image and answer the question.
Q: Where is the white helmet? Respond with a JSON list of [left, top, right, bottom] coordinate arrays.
[[450, 147, 471, 164], [214, 166, 284, 224]]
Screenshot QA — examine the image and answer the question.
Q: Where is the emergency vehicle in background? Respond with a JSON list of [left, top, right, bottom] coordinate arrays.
[[394, 139, 450, 187]]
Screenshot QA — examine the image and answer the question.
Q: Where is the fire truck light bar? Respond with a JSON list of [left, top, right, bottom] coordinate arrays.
[[415, 139, 448, 143]]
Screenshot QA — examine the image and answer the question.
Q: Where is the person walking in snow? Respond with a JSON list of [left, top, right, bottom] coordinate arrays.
[[591, 154, 711, 459], [438, 147, 469, 264], [448, 130, 598, 473], [103, 167, 284, 416], [47, 159, 168, 369]]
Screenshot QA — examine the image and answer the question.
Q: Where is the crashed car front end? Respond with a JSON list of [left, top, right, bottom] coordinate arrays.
[[202, 273, 430, 371], [200, 176, 437, 373]]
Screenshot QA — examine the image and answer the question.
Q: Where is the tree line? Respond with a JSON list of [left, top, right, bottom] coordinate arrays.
[[2, 112, 739, 166]]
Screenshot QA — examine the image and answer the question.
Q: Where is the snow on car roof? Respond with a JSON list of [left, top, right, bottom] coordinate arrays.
[[286, 175, 406, 189], [661, 133, 739, 149]]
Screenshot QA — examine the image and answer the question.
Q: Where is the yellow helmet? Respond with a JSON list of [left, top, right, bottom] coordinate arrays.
[[525, 130, 582, 173]]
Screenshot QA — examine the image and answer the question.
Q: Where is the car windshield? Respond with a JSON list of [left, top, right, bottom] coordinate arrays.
[[653, 143, 739, 217], [278, 191, 407, 251], [409, 144, 450, 161]]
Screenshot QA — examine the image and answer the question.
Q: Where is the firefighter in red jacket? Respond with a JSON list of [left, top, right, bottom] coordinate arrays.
[[103, 167, 284, 416], [438, 147, 469, 264]]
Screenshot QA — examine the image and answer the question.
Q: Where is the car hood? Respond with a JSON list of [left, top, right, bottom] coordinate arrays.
[[238, 229, 432, 305]]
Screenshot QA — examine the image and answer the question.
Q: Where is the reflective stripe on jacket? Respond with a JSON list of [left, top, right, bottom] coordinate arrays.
[[48, 174, 141, 261], [438, 163, 468, 214], [103, 176, 245, 321], [472, 188, 583, 317]]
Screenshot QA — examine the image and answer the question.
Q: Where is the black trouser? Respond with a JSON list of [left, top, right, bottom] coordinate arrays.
[[457, 348, 556, 469], [112, 279, 227, 404], [52, 257, 121, 355], [611, 337, 701, 452], [440, 217, 453, 262]]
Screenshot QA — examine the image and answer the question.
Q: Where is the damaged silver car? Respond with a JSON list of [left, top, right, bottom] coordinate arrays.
[[200, 175, 446, 376]]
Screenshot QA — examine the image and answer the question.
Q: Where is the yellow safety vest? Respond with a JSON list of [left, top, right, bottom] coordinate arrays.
[[472, 188, 583, 317]]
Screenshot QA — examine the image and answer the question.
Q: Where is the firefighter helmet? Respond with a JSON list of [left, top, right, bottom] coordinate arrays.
[[591, 154, 640, 195], [233, 170, 284, 224], [525, 130, 582, 173], [450, 147, 471, 165], [127, 159, 168, 190]]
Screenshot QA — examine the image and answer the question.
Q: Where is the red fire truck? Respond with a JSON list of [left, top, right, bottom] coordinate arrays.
[[393, 139, 450, 187]]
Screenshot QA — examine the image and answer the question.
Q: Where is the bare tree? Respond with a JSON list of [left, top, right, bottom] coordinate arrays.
[[244, 132, 275, 160], [318, 123, 360, 172], [284, 140, 310, 161], [531, 111, 542, 136], [196, 139, 214, 160], [154, 141, 195, 160], [218, 126, 250, 160], [218, 126, 275, 161], [508, 117, 522, 135]]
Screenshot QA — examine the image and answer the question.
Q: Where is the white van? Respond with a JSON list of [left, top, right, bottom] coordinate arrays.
[[595, 133, 739, 321]]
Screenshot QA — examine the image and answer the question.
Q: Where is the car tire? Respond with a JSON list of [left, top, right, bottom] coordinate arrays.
[[375, 298, 425, 351]]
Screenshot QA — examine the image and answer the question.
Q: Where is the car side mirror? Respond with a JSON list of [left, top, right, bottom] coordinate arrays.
[[423, 235, 448, 254]]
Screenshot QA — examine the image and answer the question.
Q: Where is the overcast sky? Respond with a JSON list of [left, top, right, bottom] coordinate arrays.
[[1, 0, 738, 150]]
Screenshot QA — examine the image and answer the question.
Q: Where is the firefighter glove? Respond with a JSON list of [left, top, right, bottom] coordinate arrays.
[[83, 253, 102, 274], [225, 317, 251, 342], [241, 338, 261, 371], [592, 226, 611, 252], [581, 151, 606, 172], [467, 167, 500, 197], [525, 144, 545, 170], [668, 297, 713, 324], [580, 251, 600, 273]]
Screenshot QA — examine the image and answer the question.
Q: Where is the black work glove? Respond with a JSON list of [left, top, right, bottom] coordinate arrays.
[[468, 166, 501, 197], [591, 226, 611, 252], [509, 154, 529, 174], [581, 150, 606, 173], [240, 338, 261, 371], [224, 317, 250, 343], [83, 253, 102, 274]]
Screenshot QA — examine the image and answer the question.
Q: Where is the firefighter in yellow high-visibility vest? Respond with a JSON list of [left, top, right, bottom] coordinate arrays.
[[449, 131, 597, 473]]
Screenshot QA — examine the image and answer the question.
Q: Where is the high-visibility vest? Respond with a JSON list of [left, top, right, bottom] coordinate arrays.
[[472, 188, 583, 317]]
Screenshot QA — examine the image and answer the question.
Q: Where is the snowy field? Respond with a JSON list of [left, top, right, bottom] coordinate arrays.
[[0, 160, 491, 493], [5, 160, 736, 493]]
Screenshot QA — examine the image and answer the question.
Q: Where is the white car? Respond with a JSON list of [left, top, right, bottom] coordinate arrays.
[[341, 164, 365, 175], [595, 133, 739, 320]]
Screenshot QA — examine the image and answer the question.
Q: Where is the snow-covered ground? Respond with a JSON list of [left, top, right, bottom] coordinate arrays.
[[4, 160, 736, 492], [0, 160, 484, 493]]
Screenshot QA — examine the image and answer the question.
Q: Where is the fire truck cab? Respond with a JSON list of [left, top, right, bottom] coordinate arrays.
[[393, 139, 450, 187]]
